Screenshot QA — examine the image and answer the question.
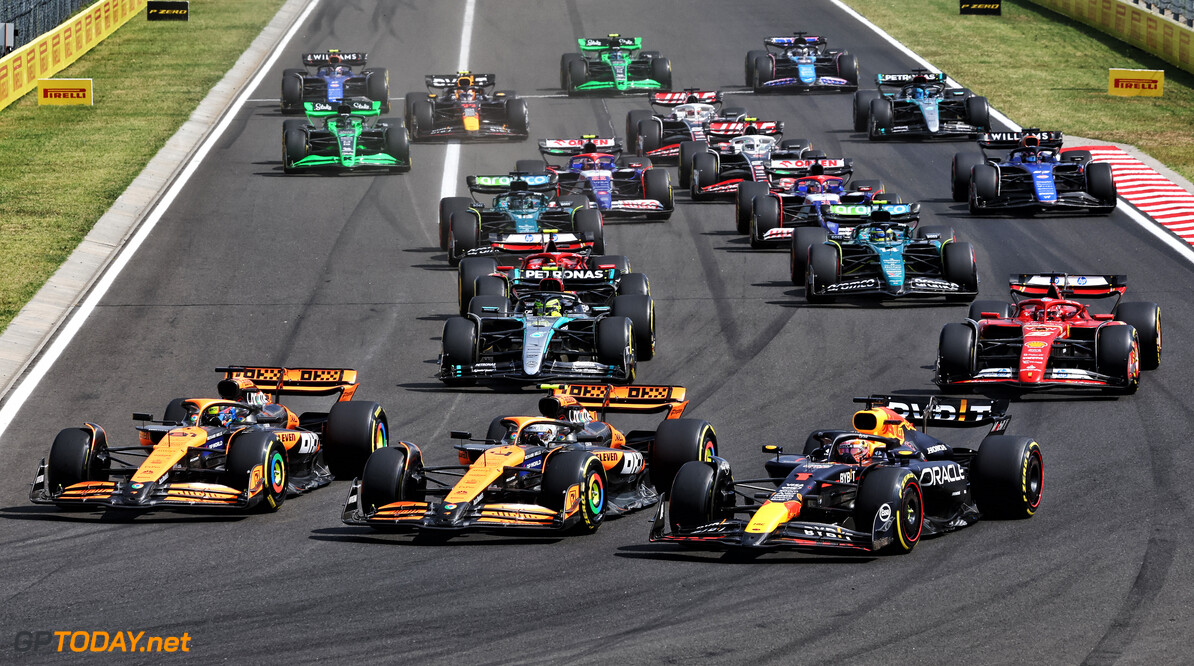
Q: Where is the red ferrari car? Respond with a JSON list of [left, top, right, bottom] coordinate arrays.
[[936, 274, 1161, 393]]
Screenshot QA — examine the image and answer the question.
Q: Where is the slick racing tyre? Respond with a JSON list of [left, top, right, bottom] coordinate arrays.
[[668, 461, 725, 531], [560, 53, 583, 89], [565, 58, 588, 95], [971, 164, 999, 206], [744, 50, 767, 86], [359, 443, 425, 514], [951, 152, 984, 202], [690, 152, 718, 201], [596, 316, 635, 382], [47, 426, 110, 494], [805, 243, 839, 303], [650, 57, 673, 90], [379, 119, 411, 172], [752, 55, 774, 92], [837, 53, 859, 86], [616, 272, 650, 297], [363, 67, 390, 112], [938, 323, 977, 381], [791, 227, 827, 285], [505, 98, 529, 134], [458, 256, 499, 315], [1096, 325, 1140, 394], [678, 141, 708, 189], [280, 69, 304, 113], [853, 91, 879, 132], [574, 208, 605, 254], [643, 168, 673, 220], [226, 431, 287, 512], [650, 419, 717, 496], [325, 401, 389, 479], [736, 181, 769, 234], [965, 96, 990, 130], [410, 99, 435, 140], [612, 294, 655, 361], [868, 98, 893, 140], [448, 211, 481, 266], [749, 195, 781, 249], [626, 109, 654, 148], [1114, 301, 1161, 370], [541, 450, 607, 533], [441, 317, 479, 384], [855, 467, 923, 554], [942, 242, 978, 302], [283, 128, 307, 174], [1085, 162, 1117, 212], [439, 197, 473, 251], [971, 436, 1043, 519]]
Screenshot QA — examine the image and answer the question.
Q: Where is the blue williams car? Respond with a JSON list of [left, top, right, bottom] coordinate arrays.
[[745, 32, 859, 93], [952, 130, 1117, 215], [523, 136, 674, 221], [280, 50, 389, 114], [800, 209, 979, 303], [853, 70, 989, 140]]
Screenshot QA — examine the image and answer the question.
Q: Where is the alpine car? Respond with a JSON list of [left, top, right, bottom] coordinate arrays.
[[687, 130, 802, 201], [799, 209, 979, 303], [282, 100, 410, 174], [527, 136, 674, 220], [457, 249, 646, 311], [440, 286, 651, 385], [30, 366, 389, 513], [853, 70, 990, 140], [440, 173, 606, 265], [624, 90, 751, 164], [343, 384, 716, 536], [936, 274, 1162, 394], [651, 395, 1043, 554], [404, 72, 528, 141], [745, 32, 859, 93], [280, 50, 390, 114], [561, 34, 672, 95], [952, 130, 1117, 215]]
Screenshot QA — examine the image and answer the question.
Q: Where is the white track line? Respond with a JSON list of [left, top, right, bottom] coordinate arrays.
[[828, 0, 1194, 266], [0, 0, 324, 439], [438, 0, 477, 200]]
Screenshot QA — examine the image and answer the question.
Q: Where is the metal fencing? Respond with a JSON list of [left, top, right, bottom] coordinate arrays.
[[1130, 0, 1194, 26], [1, 0, 93, 52]]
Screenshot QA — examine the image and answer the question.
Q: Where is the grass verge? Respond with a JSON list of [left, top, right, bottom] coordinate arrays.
[[0, 1, 284, 333], [843, 0, 1194, 180]]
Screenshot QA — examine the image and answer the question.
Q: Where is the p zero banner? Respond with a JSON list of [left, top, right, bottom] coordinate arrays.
[[1025, 0, 1194, 76], [147, 1, 189, 21], [37, 78, 94, 105], [0, 0, 150, 112], [1108, 68, 1164, 96], [961, 1, 1002, 15]]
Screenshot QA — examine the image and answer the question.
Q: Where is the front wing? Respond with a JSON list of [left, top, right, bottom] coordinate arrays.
[[439, 358, 632, 384], [342, 480, 575, 532], [648, 502, 890, 552]]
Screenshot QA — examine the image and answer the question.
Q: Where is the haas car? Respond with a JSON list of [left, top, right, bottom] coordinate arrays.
[[797, 208, 979, 303], [936, 274, 1162, 394], [525, 135, 674, 220], [952, 130, 1117, 215], [439, 173, 605, 265], [624, 90, 754, 164], [343, 384, 716, 536], [684, 122, 796, 201], [745, 32, 859, 93], [854, 70, 990, 140], [651, 395, 1043, 554], [282, 100, 410, 174], [30, 367, 388, 513], [561, 34, 672, 95], [404, 72, 529, 141], [280, 50, 390, 114]]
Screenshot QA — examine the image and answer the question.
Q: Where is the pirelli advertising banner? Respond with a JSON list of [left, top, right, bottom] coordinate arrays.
[[37, 78, 93, 105], [1025, 0, 1194, 76], [0, 0, 149, 112], [960, 1, 1002, 15], [1108, 68, 1163, 96]]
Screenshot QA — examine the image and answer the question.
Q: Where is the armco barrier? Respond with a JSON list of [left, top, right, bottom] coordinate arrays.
[[1025, 0, 1194, 74], [0, 0, 148, 112]]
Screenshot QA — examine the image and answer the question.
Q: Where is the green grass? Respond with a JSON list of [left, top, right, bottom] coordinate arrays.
[[844, 0, 1194, 180], [0, 1, 284, 333]]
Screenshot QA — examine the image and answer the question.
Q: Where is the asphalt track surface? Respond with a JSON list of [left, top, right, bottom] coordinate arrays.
[[2, 1, 1192, 663]]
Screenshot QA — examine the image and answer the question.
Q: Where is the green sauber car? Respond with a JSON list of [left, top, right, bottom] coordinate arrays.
[[282, 100, 411, 174], [560, 34, 672, 96]]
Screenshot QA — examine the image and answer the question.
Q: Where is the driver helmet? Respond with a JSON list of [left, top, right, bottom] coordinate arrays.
[[911, 86, 926, 99], [536, 297, 564, 317], [519, 423, 563, 447], [836, 439, 882, 465], [799, 180, 821, 194], [334, 66, 350, 76], [202, 405, 240, 428]]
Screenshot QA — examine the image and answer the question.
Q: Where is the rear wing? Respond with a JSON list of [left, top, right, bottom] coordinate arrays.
[[1009, 273, 1127, 299], [426, 72, 496, 90], [538, 136, 622, 157], [854, 395, 1011, 435], [823, 202, 920, 224], [977, 129, 1065, 150], [302, 51, 367, 67], [650, 90, 722, 107], [875, 70, 946, 89], [544, 384, 689, 419], [764, 33, 826, 49], [217, 366, 359, 402], [767, 157, 853, 176], [466, 172, 558, 194], [579, 35, 641, 51], [706, 119, 783, 137], [303, 100, 381, 117]]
